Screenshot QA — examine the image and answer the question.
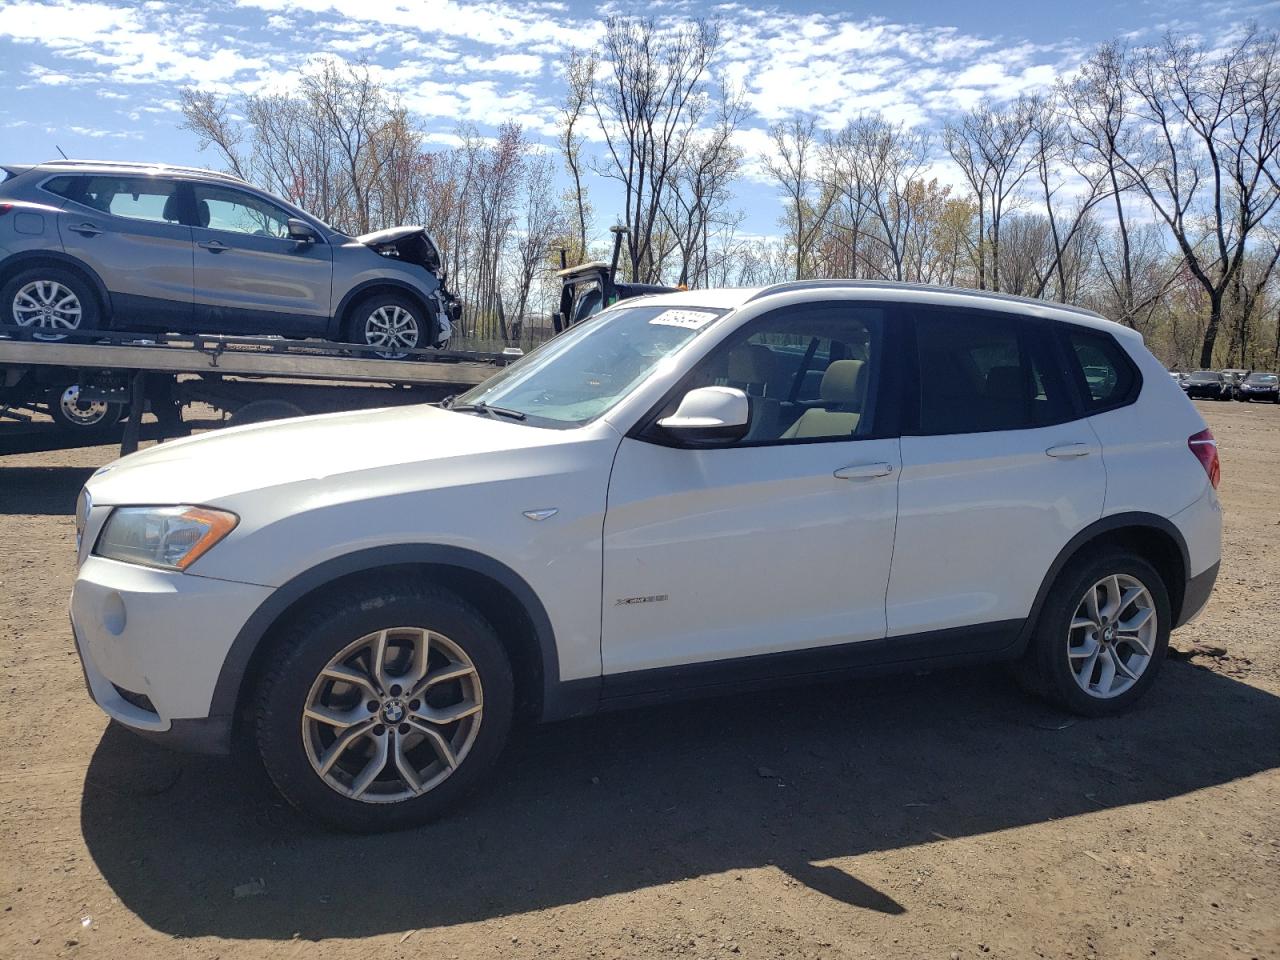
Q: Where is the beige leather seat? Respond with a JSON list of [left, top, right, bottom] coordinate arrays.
[[781, 359, 866, 440]]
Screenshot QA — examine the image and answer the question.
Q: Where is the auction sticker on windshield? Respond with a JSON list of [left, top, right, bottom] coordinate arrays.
[[649, 309, 720, 329]]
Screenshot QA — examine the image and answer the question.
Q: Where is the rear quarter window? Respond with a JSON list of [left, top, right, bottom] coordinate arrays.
[[1062, 327, 1141, 412]]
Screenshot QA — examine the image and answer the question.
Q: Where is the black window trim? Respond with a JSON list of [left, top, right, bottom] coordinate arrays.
[[901, 304, 1081, 438], [1056, 322, 1144, 415], [630, 299, 905, 450]]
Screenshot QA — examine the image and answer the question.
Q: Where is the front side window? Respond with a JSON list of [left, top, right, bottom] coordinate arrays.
[[193, 185, 292, 238], [1063, 327, 1138, 411], [454, 303, 728, 426], [52, 176, 182, 224], [656, 303, 884, 444], [913, 311, 1068, 435]]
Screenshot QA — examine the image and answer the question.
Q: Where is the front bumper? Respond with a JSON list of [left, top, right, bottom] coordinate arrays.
[[71, 556, 272, 754]]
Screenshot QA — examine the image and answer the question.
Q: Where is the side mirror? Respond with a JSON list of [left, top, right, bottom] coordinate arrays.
[[657, 386, 750, 444], [287, 218, 318, 243]]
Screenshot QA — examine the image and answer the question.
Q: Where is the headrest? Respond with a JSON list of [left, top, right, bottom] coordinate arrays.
[[985, 366, 1023, 401], [728, 344, 774, 383], [161, 192, 182, 223], [196, 199, 211, 228], [820, 359, 865, 403]]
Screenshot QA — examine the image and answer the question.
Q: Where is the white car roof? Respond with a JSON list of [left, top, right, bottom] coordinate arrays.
[[628, 280, 1131, 339]]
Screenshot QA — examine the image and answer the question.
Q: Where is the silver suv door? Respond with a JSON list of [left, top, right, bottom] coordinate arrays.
[[53, 175, 194, 327], [189, 184, 332, 336]]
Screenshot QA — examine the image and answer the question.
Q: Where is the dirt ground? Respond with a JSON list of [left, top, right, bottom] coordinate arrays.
[[0, 399, 1277, 960]]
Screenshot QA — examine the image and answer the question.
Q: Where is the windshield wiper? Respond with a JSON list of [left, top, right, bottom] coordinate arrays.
[[448, 401, 527, 421]]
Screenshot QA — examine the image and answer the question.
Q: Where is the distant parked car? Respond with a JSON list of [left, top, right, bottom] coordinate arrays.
[[1168, 370, 1189, 389], [1235, 371, 1279, 402], [1184, 371, 1230, 400], [0, 160, 460, 357]]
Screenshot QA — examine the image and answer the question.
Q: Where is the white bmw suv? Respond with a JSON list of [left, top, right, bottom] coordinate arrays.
[[71, 281, 1222, 831]]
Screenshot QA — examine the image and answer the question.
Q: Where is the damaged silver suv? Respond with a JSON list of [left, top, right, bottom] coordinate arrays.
[[0, 160, 459, 355]]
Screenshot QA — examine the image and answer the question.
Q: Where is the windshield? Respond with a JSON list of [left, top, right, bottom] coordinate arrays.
[[453, 303, 729, 426], [1190, 372, 1219, 382], [1246, 373, 1277, 383]]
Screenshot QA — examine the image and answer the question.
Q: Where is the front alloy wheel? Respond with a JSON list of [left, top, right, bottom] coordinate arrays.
[[363, 304, 420, 359], [1067, 574, 1157, 699], [302, 627, 483, 802]]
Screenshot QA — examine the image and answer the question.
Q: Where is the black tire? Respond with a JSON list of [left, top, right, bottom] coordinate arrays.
[[227, 399, 306, 428], [254, 578, 514, 832], [0, 265, 101, 341], [346, 292, 427, 359], [46, 380, 125, 435], [1015, 550, 1171, 717]]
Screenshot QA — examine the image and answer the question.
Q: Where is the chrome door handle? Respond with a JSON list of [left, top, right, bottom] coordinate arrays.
[[198, 239, 229, 252], [69, 222, 101, 236], [834, 462, 894, 480], [1046, 443, 1092, 459]]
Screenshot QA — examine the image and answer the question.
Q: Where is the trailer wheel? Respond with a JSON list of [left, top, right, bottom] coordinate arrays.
[[1, 266, 101, 341], [228, 399, 307, 428], [48, 382, 124, 435]]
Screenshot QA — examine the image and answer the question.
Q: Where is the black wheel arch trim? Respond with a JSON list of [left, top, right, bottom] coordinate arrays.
[[0, 251, 113, 318], [332, 278, 437, 341], [1018, 511, 1192, 649], [207, 543, 589, 729]]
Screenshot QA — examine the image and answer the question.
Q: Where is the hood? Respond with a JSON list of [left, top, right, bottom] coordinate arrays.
[[85, 404, 558, 506], [356, 225, 431, 246]]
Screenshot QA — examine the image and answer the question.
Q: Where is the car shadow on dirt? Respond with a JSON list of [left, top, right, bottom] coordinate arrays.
[[80, 658, 1280, 940], [0, 466, 96, 514]]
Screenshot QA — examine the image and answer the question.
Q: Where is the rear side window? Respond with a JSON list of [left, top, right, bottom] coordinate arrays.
[[911, 310, 1070, 435], [53, 176, 183, 224], [1063, 327, 1139, 412]]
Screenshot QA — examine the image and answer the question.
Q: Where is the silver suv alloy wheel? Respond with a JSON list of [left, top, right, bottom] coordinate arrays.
[[13, 280, 82, 339], [58, 385, 110, 427], [363, 305, 420, 358], [301, 627, 483, 802], [1067, 573, 1157, 699]]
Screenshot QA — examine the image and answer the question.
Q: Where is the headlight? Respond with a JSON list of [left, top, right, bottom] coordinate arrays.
[[94, 506, 238, 571]]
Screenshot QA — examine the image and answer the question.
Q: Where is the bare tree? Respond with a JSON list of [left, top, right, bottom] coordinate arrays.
[[1119, 28, 1280, 367], [558, 51, 594, 265], [588, 16, 720, 283], [766, 115, 836, 280], [945, 97, 1037, 291]]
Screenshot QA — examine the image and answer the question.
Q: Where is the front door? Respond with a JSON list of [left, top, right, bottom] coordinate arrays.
[[602, 301, 901, 692], [189, 183, 332, 336]]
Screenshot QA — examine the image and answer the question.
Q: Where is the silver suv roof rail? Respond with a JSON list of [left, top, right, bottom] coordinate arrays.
[[36, 159, 248, 185], [746, 279, 1106, 321]]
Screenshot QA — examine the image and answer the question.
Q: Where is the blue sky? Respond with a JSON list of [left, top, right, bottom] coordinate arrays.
[[0, 0, 1273, 243]]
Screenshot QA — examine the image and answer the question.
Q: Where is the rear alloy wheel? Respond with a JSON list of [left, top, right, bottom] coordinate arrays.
[[1016, 551, 1170, 716], [1066, 574, 1158, 700], [352, 293, 423, 360], [255, 580, 513, 832], [2, 267, 100, 341]]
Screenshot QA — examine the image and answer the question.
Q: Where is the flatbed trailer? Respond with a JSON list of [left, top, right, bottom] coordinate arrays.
[[0, 329, 514, 456]]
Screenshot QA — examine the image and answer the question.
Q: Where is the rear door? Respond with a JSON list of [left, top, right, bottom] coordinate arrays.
[[885, 307, 1105, 646], [52, 174, 194, 326], [189, 183, 332, 335]]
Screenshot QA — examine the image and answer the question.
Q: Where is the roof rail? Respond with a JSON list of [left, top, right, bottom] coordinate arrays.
[[745, 279, 1106, 321], [36, 159, 248, 184]]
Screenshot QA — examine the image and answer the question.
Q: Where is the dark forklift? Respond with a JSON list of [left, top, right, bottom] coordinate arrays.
[[552, 225, 677, 333]]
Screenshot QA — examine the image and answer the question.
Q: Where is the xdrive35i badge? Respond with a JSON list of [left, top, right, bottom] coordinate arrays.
[[615, 594, 669, 606]]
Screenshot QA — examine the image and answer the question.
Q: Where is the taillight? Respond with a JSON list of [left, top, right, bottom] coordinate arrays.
[[0, 203, 13, 216], [1188, 428, 1220, 489]]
